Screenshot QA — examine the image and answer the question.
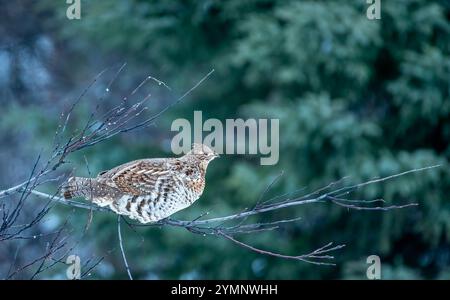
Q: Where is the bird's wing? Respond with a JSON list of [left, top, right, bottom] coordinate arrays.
[[100, 159, 174, 195]]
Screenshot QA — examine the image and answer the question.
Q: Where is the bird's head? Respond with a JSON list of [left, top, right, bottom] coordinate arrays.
[[187, 143, 219, 163]]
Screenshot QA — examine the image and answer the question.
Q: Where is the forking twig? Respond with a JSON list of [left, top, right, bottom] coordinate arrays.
[[0, 66, 216, 278]]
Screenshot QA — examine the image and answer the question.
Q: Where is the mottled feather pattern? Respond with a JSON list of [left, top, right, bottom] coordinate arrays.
[[61, 144, 218, 223]]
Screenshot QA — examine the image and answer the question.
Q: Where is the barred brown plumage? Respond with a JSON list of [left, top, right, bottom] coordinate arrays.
[[61, 144, 218, 223]]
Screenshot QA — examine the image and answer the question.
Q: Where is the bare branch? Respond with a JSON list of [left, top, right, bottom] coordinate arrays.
[[22, 164, 439, 266]]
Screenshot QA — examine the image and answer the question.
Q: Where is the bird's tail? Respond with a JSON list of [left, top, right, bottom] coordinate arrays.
[[61, 177, 96, 199]]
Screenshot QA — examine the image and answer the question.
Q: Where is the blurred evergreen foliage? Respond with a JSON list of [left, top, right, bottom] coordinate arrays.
[[1, 0, 448, 279]]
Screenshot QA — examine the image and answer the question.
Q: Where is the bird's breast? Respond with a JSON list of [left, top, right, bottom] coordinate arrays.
[[187, 178, 205, 195]]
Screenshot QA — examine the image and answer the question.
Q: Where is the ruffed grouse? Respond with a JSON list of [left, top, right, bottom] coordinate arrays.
[[62, 144, 218, 223]]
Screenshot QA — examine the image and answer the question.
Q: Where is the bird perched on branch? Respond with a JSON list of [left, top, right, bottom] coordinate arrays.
[[62, 144, 219, 223]]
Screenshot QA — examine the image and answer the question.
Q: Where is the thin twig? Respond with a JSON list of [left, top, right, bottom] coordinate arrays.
[[118, 216, 133, 280]]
